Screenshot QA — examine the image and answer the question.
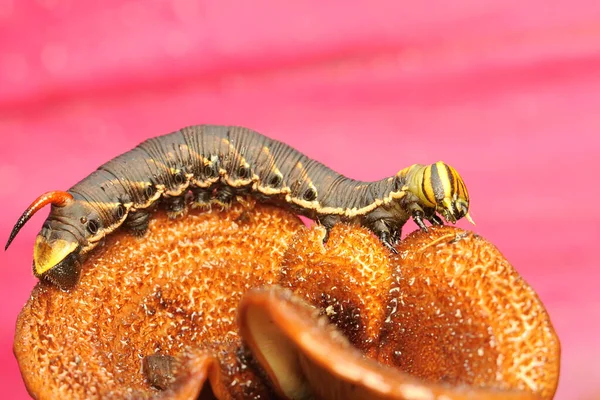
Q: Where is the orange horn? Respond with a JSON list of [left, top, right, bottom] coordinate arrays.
[[5, 191, 74, 250]]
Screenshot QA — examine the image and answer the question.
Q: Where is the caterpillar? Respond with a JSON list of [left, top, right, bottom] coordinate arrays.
[[5, 125, 473, 290]]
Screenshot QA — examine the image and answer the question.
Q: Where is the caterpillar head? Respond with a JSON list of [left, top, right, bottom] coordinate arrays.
[[421, 161, 474, 224], [5, 191, 100, 290]]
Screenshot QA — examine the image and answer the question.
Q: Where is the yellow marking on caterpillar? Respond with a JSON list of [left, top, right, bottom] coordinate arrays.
[[307, 182, 318, 197], [256, 182, 289, 196], [169, 167, 183, 176], [261, 146, 283, 178], [294, 161, 313, 186], [221, 139, 260, 188], [222, 138, 249, 171], [287, 188, 407, 218], [434, 161, 453, 199], [254, 146, 286, 195], [144, 157, 171, 172], [189, 156, 220, 188], [33, 236, 78, 275], [422, 165, 436, 206], [435, 161, 473, 224], [397, 164, 435, 208], [295, 164, 318, 201]]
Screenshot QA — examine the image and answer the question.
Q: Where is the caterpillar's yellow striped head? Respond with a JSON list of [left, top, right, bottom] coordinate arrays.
[[419, 161, 474, 225]]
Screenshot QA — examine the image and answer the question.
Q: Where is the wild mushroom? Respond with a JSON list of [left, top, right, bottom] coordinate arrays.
[[239, 225, 560, 400], [13, 201, 559, 399]]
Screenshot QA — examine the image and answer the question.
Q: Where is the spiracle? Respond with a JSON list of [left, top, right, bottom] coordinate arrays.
[[13, 199, 560, 400]]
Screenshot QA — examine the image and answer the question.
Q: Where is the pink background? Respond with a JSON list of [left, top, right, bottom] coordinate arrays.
[[1, 1, 599, 399]]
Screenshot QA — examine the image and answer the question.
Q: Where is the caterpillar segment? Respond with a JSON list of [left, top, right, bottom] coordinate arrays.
[[5, 125, 473, 289]]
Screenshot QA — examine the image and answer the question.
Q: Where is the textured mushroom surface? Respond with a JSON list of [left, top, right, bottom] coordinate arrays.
[[14, 201, 560, 399]]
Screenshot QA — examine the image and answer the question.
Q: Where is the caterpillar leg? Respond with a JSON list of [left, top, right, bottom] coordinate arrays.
[[213, 186, 235, 210], [190, 188, 212, 210], [407, 203, 442, 232], [235, 194, 255, 210], [368, 219, 399, 254], [233, 195, 256, 224], [126, 211, 151, 236], [317, 214, 341, 244], [390, 225, 402, 244], [411, 209, 429, 232], [428, 214, 444, 226], [164, 195, 187, 219]]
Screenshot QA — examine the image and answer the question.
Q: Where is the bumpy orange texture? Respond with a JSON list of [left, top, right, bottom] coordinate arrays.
[[13, 200, 560, 399]]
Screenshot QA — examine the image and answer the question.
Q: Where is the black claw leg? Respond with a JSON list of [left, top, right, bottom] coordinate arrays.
[[214, 186, 235, 210], [322, 227, 331, 244], [191, 187, 213, 210], [369, 219, 399, 254], [317, 214, 341, 245], [390, 226, 402, 245], [412, 210, 429, 232], [126, 211, 151, 236], [164, 195, 187, 219], [379, 231, 399, 254], [428, 214, 444, 226]]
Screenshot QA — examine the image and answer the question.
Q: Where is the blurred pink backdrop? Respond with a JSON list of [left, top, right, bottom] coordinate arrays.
[[1, 1, 599, 399]]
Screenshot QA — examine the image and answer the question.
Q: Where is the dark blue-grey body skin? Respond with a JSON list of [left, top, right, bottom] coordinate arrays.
[[8, 125, 472, 289]]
